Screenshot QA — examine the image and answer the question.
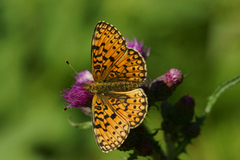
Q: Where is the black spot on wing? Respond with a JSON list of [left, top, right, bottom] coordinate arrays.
[[94, 116, 104, 122], [109, 56, 115, 62], [103, 48, 108, 53], [110, 113, 116, 119], [92, 45, 99, 50], [94, 65, 101, 69], [104, 114, 109, 119]]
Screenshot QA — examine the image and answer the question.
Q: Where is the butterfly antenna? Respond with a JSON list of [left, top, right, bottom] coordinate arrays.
[[63, 90, 88, 111], [65, 60, 89, 84], [183, 73, 191, 78], [66, 60, 78, 75]]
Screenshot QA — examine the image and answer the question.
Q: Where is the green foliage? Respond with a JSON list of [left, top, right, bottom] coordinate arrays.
[[174, 76, 240, 157], [1, 0, 240, 160], [68, 117, 92, 129], [204, 75, 240, 116]]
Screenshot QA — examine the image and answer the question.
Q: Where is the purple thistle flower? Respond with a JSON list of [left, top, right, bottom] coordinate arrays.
[[75, 70, 94, 84], [163, 69, 183, 89], [61, 70, 93, 116], [126, 37, 150, 60], [149, 69, 183, 103]]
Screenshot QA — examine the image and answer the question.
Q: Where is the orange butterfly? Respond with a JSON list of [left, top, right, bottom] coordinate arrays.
[[83, 21, 148, 153]]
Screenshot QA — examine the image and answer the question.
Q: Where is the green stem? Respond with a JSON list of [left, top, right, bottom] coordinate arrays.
[[165, 134, 175, 160], [152, 150, 164, 160], [174, 138, 191, 157], [204, 75, 240, 116]]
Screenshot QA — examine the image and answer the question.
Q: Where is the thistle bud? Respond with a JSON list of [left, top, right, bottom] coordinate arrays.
[[161, 119, 176, 134], [171, 95, 195, 125], [182, 122, 200, 138], [149, 69, 183, 102], [160, 101, 174, 120]]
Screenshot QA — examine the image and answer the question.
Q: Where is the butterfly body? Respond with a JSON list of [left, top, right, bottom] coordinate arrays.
[[83, 81, 140, 93], [89, 21, 148, 153]]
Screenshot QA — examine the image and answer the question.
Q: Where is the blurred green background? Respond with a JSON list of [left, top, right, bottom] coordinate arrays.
[[1, 0, 240, 159]]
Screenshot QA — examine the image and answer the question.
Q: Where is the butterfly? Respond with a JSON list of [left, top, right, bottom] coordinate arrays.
[[83, 21, 148, 153]]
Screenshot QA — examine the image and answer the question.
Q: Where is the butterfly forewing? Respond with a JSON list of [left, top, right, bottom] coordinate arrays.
[[91, 21, 127, 82], [105, 48, 147, 83]]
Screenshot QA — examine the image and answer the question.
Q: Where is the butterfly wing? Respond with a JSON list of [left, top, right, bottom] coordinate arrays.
[[105, 88, 148, 128], [91, 21, 127, 82], [92, 93, 130, 153], [104, 48, 147, 83], [91, 21, 148, 153], [91, 21, 147, 83], [92, 88, 148, 152]]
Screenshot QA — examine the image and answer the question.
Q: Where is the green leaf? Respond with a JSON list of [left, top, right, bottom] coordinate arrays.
[[68, 117, 92, 129], [127, 152, 138, 160], [204, 75, 240, 116]]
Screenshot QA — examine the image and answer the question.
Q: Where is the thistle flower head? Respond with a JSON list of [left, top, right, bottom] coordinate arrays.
[[126, 37, 150, 60], [149, 69, 183, 103], [75, 70, 94, 84], [61, 70, 93, 116], [162, 68, 183, 89]]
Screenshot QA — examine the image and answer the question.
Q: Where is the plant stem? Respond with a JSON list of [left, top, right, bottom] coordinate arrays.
[[204, 75, 240, 116], [165, 134, 175, 160], [175, 138, 191, 157]]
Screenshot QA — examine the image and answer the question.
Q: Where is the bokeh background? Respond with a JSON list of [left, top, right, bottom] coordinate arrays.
[[1, 0, 240, 160]]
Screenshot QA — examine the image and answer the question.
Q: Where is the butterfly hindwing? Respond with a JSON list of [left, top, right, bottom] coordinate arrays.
[[92, 93, 130, 153], [105, 88, 148, 128]]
